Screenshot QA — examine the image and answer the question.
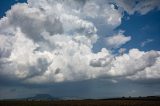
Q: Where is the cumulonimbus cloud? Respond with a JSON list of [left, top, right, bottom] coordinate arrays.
[[0, 0, 160, 84]]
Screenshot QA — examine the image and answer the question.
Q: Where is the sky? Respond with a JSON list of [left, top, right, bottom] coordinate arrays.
[[0, 0, 160, 99]]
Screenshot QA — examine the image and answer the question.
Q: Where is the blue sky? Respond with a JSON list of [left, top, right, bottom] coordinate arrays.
[[0, 0, 27, 17], [0, 0, 160, 99], [118, 11, 160, 51]]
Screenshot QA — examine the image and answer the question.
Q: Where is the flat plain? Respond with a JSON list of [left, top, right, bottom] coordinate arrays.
[[0, 100, 160, 106]]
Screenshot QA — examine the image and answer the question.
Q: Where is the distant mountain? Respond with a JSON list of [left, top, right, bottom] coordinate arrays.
[[26, 94, 59, 100]]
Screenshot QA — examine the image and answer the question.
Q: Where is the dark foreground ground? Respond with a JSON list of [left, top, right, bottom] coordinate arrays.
[[0, 100, 160, 106]]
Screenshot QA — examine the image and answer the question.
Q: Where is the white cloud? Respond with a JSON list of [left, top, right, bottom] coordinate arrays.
[[0, 0, 160, 84], [105, 31, 131, 48], [108, 49, 160, 77], [104, 4, 122, 26], [127, 53, 160, 80], [90, 48, 113, 67], [116, 0, 160, 15], [83, 0, 122, 27]]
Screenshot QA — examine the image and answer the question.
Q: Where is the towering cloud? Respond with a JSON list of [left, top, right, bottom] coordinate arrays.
[[0, 0, 160, 84]]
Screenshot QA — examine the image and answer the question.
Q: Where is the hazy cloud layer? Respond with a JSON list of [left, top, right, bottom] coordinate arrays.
[[0, 0, 160, 84], [141, 39, 154, 47]]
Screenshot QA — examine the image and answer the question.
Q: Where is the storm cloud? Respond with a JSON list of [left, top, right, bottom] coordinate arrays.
[[0, 0, 160, 85]]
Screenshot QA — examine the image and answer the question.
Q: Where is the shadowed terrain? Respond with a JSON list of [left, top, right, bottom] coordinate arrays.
[[0, 100, 160, 106], [1, 96, 160, 106]]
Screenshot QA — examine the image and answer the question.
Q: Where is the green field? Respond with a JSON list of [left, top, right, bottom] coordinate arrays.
[[0, 100, 160, 106]]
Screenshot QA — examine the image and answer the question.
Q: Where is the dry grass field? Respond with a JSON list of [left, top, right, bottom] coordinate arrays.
[[0, 100, 160, 106]]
